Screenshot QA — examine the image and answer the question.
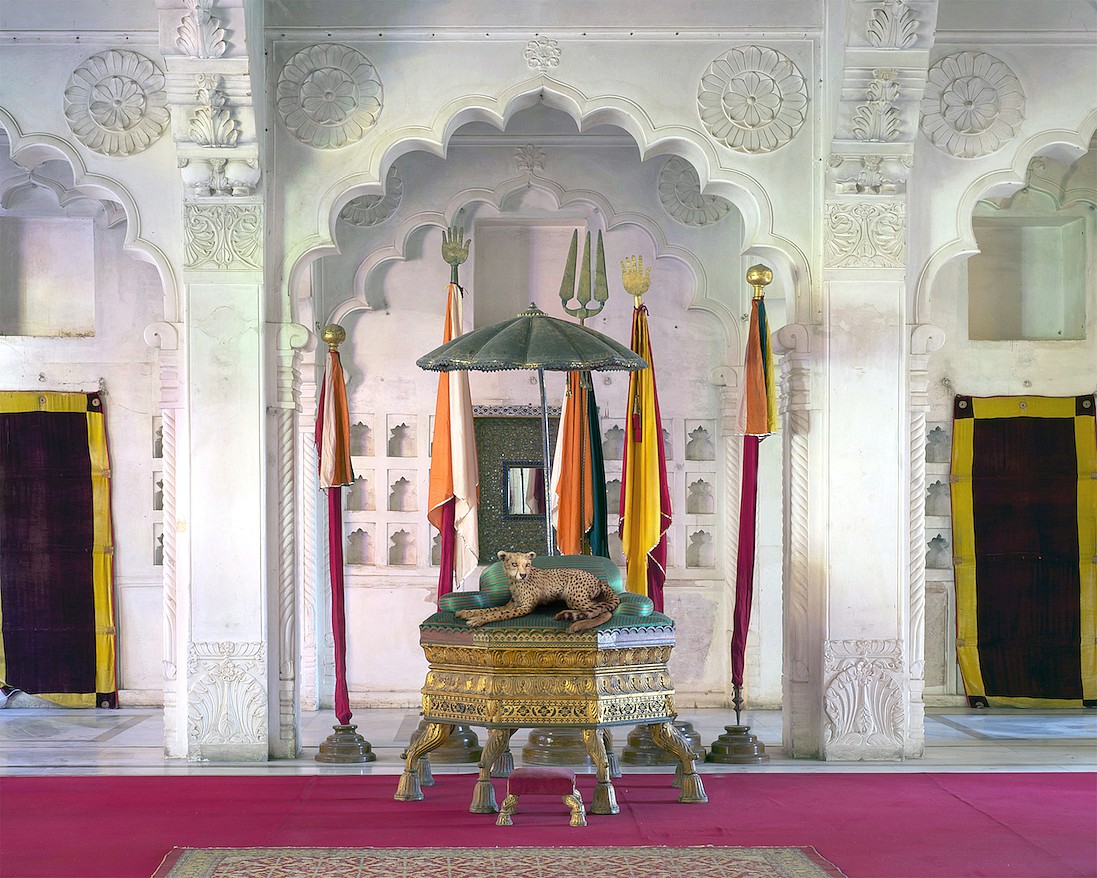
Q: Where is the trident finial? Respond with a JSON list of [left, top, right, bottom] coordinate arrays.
[[558, 229, 609, 325], [620, 255, 651, 307]]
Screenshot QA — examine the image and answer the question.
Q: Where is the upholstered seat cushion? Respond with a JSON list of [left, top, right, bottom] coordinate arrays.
[[507, 766, 577, 796]]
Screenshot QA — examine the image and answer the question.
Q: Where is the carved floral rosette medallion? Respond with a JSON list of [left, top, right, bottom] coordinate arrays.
[[524, 36, 561, 73], [697, 45, 808, 154], [277, 44, 383, 149], [338, 166, 403, 227], [63, 50, 170, 156], [921, 52, 1026, 158], [658, 156, 731, 227]]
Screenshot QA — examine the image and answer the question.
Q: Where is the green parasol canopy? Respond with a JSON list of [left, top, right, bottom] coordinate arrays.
[[417, 303, 647, 554], [416, 304, 647, 373]]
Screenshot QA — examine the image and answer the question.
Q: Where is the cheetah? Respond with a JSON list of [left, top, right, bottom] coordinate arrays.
[[455, 551, 621, 633]]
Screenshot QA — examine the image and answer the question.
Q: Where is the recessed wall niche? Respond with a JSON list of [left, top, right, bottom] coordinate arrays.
[[351, 419, 374, 456], [347, 525, 376, 566], [684, 420, 716, 460], [386, 415, 417, 457], [346, 471, 374, 511], [387, 471, 417, 511], [388, 526, 417, 566], [686, 475, 716, 514]]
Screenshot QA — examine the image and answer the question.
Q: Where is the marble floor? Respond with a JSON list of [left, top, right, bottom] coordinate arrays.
[[1, 703, 1094, 777]]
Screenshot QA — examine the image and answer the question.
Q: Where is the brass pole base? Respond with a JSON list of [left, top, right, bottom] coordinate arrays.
[[315, 724, 377, 763], [705, 725, 770, 764], [522, 728, 594, 767], [621, 720, 704, 765]]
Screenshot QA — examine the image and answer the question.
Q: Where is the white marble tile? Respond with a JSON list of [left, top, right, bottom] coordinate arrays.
[[1, 706, 1094, 777]]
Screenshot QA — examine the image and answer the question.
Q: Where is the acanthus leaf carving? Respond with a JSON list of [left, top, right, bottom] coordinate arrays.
[[186, 641, 266, 748], [176, 0, 227, 59], [823, 639, 906, 753], [189, 74, 240, 148], [852, 69, 902, 143], [866, 0, 920, 49]]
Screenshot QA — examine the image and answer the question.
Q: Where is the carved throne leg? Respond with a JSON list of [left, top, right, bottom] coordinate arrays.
[[496, 793, 519, 826], [602, 728, 621, 778], [470, 728, 512, 813], [580, 728, 620, 815], [394, 722, 453, 801], [564, 790, 587, 827], [651, 721, 708, 804], [491, 728, 517, 777]]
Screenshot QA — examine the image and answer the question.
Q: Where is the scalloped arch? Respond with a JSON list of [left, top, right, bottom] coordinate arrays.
[[914, 107, 1097, 325], [331, 173, 741, 352], [0, 106, 179, 324], [287, 77, 808, 325]]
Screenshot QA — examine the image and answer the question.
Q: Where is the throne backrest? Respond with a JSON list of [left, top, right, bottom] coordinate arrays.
[[476, 553, 624, 601]]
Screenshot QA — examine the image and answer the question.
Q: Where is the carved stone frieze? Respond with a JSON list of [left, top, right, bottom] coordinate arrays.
[[866, 0, 920, 49], [277, 44, 383, 149], [183, 202, 262, 269], [524, 36, 561, 73], [823, 639, 906, 757], [657, 156, 731, 227], [827, 154, 911, 196], [189, 74, 239, 147], [186, 641, 267, 750], [921, 51, 1025, 158], [176, 0, 227, 59], [853, 69, 901, 142], [824, 201, 905, 268], [697, 45, 808, 154], [338, 166, 403, 227], [64, 50, 170, 156]]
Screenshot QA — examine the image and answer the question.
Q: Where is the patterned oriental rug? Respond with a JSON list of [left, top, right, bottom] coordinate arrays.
[[153, 845, 846, 878]]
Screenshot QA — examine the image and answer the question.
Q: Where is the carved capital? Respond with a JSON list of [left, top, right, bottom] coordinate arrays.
[[827, 154, 911, 196]]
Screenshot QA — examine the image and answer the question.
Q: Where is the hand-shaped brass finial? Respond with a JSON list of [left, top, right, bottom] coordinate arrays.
[[620, 255, 651, 307], [441, 220, 471, 284]]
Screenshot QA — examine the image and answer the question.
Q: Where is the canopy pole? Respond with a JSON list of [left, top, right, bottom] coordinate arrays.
[[538, 367, 556, 555]]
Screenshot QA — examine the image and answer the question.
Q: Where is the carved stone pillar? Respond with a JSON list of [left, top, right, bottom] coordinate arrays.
[[157, 0, 273, 760], [773, 324, 823, 758], [906, 323, 945, 757], [144, 322, 187, 757]]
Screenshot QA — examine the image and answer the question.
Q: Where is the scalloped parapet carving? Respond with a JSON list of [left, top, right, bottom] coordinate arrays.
[[921, 52, 1025, 158], [339, 166, 402, 226], [176, 0, 227, 59], [658, 156, 731, 227], [524, 36, 561, 73], [63, 50, 170, 156], [277, 44, 383, 149], [697, 45, 808, 154]]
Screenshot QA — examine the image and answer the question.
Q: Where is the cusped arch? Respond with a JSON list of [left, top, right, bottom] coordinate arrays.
[[331, 173, 742, 352], [914, 107, 1097, 325], [0, 106, 179, 324], [288, 77, 808, 328]]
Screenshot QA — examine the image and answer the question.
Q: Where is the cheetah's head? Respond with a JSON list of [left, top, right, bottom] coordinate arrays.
[[498, 550, 536, 582]]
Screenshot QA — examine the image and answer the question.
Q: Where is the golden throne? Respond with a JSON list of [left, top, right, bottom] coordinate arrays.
[[394, 554, 707, 814]]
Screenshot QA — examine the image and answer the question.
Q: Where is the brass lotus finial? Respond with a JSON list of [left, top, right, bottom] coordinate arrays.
[[321, 323, 346, 350], [620, 255, 651, 307], [747, 263, 772, 300]]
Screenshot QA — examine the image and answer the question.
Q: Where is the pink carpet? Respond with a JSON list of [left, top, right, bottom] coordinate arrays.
[[0, 772, 1093, 878]]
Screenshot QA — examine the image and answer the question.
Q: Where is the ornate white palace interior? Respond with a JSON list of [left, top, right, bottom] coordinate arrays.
[[0, 0, 1094, 763]]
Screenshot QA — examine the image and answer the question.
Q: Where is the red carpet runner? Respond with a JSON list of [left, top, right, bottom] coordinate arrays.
[[0, 772, 1093, 878]]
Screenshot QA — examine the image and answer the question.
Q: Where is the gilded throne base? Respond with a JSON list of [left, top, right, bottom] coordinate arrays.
[[393, 603, 707, 814]]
